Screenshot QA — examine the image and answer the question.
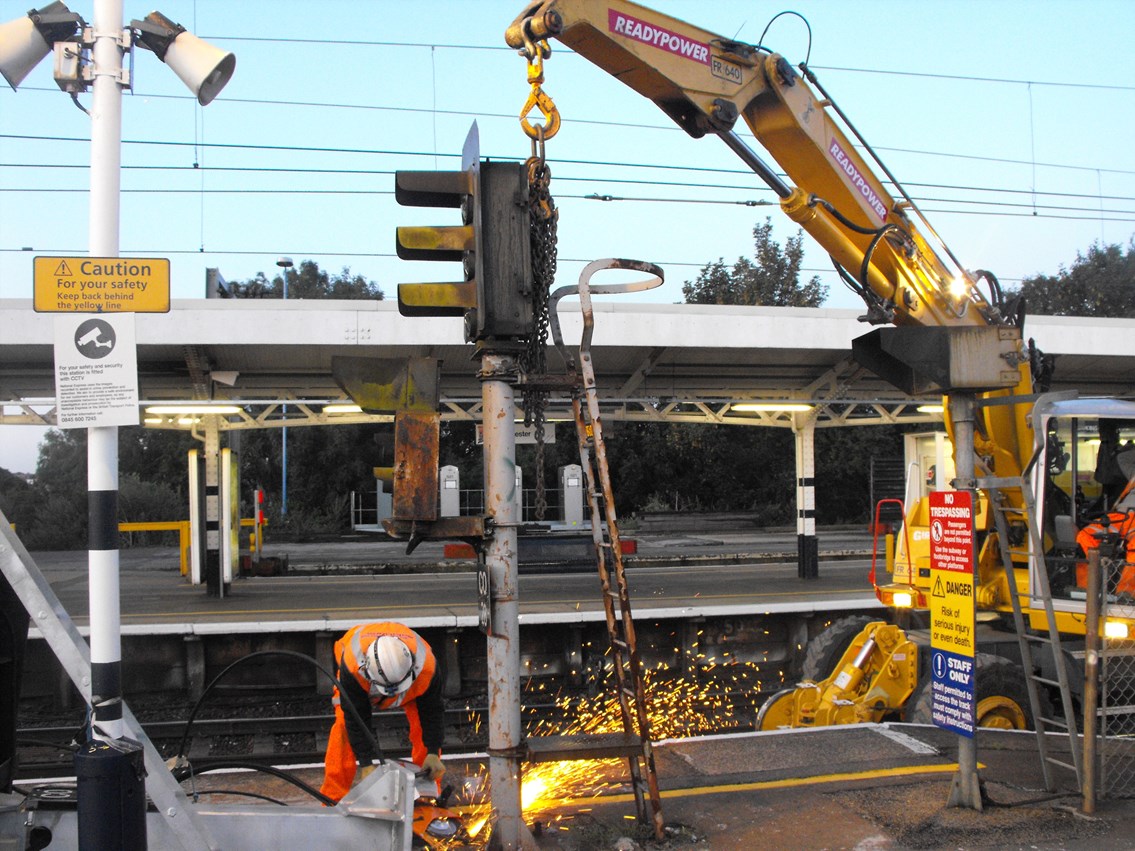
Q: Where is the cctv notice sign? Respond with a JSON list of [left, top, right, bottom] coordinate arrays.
[[53, 314, 140, 429], [34, 256, 170, 313], [929, 490, 977, 737]]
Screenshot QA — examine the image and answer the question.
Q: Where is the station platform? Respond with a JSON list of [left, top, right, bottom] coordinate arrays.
[[27, 528, 883, 636], [101, 722, 1134, 850]]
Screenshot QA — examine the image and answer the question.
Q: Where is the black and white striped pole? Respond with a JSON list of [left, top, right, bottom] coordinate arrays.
[[794, 414, 819, 579]]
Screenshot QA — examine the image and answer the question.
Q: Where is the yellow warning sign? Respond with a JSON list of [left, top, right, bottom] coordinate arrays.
[[33, 256, 170, 313]]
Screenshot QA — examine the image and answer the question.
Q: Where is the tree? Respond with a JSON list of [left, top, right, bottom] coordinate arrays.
[[221, 260, 384, 300], [682, 218, 827, 307], [1016, 240, 1135, 318]]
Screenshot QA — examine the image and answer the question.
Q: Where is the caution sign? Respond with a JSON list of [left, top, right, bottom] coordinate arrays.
[[929, 490, 976, 737], [34, 256, 170, 313]]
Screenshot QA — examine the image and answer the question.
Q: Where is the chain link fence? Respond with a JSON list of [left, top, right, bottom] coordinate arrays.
[[1098, 552, 1135, 798]]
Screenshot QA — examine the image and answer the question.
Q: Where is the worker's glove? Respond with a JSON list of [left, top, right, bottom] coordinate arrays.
[[356, 763, 376, 785], [422, 753, 446, 782]]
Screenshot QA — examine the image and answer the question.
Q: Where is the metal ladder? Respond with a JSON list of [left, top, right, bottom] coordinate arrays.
[[527, 259, 665, 838], [979, 447, 1083, 791]]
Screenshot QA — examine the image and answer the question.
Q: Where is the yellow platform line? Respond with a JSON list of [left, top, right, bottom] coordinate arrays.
[[567, 762, 979, 807]]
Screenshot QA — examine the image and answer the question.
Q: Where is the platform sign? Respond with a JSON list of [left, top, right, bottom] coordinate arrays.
[[929, 490, 976, 737], [52, 314, 140, 429], [34, 256, 170, 313], [477, 556, 492, 635]]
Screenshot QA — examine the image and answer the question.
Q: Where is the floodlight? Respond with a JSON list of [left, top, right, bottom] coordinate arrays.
[[0, 1, 82, 91], [145, 404, 242, 415], [731, 402, 813, 413], [131, 10, 234, 105], [1104, 620, 1130, 640]]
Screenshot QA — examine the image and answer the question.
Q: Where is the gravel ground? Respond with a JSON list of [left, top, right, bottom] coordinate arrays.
[[833, 781, 1112, 850]]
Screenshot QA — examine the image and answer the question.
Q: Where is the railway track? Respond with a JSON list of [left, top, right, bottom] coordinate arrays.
[[15, 707, 483, 781], [15, 683, 766, 781]]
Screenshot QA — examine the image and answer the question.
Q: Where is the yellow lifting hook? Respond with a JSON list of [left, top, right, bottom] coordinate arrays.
[[520, 52, 560, 145]]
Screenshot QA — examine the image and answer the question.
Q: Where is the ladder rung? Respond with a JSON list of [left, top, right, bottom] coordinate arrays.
[[526, 732, 643, 763], [1031, 675, 1062, 688], [1039, 714, 1070, 730]]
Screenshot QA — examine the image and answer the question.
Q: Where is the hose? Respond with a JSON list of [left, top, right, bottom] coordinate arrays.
[[173, 649, 384, 775]]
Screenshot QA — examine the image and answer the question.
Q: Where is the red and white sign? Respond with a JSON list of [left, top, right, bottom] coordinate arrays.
[[609, 9, 710, 65], [929, 490, 975, 576]]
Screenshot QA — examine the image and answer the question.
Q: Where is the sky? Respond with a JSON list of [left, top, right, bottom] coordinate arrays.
[[2, 0, 1134, 473]]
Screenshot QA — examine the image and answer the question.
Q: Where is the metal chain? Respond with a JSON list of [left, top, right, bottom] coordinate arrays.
[[522, 137, 558, 522], [515, 37, 560, 522]]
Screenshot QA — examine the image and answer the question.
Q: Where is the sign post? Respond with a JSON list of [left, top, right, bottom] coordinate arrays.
[[941, 393, 983, 809]]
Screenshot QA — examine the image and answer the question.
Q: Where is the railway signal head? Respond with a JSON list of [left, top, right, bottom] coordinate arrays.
[[395, 124, 534, 343]]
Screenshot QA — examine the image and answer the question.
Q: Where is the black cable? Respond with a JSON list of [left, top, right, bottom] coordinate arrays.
[[758, 11, 812, 66], [830, 257, 865, 298], [809, 195, 882, 235], [859, 224, 909, 293], [172, 759, 335, 807], [174, 650, 382, 766], [188, 789, 289, 805]]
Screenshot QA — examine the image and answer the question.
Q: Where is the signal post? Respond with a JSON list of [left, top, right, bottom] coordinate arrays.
[[394, 124, 538, 850]]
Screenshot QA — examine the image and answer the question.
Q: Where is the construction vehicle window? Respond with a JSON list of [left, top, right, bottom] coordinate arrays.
[[1044, 418, 1135, 602]]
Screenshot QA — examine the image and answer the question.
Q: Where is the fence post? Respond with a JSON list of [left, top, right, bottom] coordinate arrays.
[[1083, 547, 1101, 814]]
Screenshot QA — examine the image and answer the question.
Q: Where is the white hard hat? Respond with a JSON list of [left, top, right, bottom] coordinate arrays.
[[363, 635, 415, 696]]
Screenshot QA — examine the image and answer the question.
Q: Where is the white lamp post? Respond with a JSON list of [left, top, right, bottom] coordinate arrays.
[[276, 256, 293, 514]]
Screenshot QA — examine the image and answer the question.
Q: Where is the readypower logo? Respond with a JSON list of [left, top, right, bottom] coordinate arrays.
[[609, 9, 710, 65], [829, 139, 889, 222]]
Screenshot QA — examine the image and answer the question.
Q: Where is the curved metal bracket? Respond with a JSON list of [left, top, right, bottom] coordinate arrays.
[[548, 258, 664, 373]]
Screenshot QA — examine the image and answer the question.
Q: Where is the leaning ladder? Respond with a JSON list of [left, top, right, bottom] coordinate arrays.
[[527, 259, 665, 839], [979, 448, 1083, 791], [571, 361, 664, 837]]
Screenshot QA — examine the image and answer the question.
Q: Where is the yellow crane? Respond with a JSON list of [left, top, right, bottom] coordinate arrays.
[[505, 0, 1135, 743]]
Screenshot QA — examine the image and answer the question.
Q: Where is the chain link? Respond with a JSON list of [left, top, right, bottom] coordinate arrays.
[[522, 137, 558, 522]]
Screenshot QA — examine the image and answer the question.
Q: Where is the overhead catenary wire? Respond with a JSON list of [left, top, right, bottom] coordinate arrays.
[[2, 135, 1132, 220]]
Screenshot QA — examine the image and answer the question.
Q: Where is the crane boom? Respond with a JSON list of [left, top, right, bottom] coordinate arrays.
[[507, 0, 1010, 331]]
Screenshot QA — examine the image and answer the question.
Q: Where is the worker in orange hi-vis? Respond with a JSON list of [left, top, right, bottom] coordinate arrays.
[[320, 622, 446, 802]]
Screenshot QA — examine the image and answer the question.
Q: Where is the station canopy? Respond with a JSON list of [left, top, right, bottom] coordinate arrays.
[[2, 299, 1133, 432]]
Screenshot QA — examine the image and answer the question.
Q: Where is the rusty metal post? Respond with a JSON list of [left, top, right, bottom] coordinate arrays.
[[1083, 547, 1101, 814], [481, 351, 533, 851], [946, 392, 983, 811]]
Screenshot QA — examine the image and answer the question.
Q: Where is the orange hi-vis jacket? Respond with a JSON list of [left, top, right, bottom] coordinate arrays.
[[320, 622, 443, 802], [1076, 511, 1135, 595]]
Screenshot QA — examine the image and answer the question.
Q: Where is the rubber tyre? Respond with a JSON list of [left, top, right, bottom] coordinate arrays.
[[907, 652, 1048, 730], [801, 615, 875, 682]]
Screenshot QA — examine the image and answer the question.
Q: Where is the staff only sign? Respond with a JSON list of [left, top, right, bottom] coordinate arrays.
[[929, 490, 977, 737]]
